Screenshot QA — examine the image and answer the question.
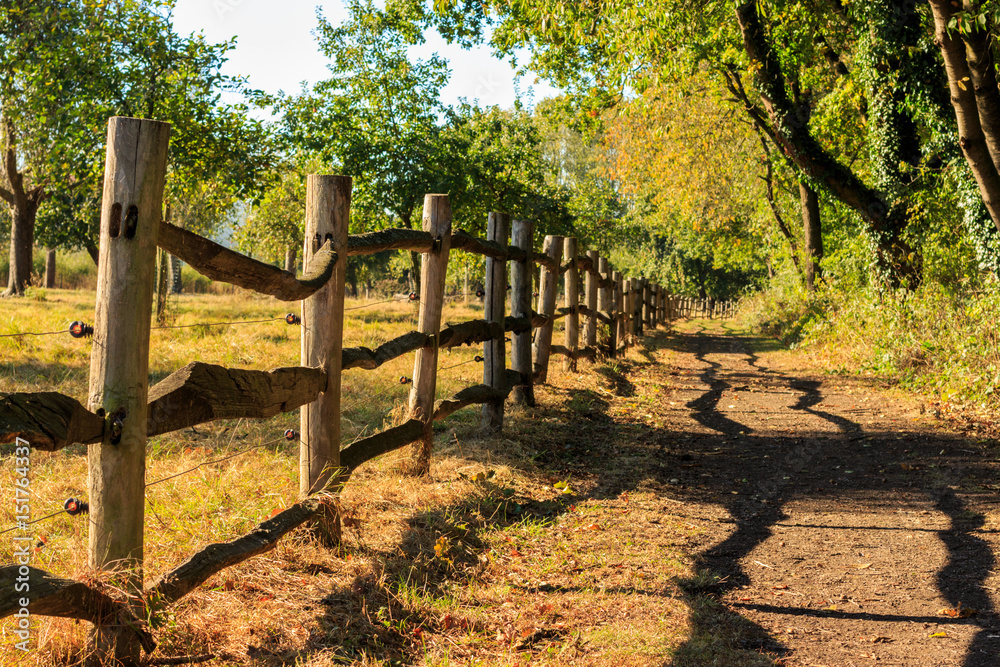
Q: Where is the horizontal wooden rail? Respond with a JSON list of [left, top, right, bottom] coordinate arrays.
[[0, 566, 155, 653], [342, 332, 429, 371], [148, 497, 322, 604], [1, 392, 105, 450], [147, 363, 327, 438], [158, 222, 337, 301], [342, 370, 519, 471], [347, 228, 434, 255]]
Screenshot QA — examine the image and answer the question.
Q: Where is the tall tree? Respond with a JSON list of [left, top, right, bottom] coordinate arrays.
[[0, 0, 273, 296], [283, 0, 449, 291]]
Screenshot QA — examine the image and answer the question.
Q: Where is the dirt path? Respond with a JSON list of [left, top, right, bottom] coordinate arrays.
[[650, 321, 1000, 666]]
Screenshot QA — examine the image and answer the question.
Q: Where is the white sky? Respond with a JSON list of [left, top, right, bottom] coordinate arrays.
[[171, 0, 560, 108]]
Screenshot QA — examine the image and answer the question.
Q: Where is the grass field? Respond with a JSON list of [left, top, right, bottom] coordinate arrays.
[[0, 288, 706, 666]]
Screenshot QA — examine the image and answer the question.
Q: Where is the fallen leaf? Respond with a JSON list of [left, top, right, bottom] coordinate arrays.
[[822, 605, 838, 611], [929, 631, 948, 638]]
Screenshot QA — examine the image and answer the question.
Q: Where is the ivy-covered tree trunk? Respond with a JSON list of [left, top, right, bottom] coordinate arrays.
[[735, 0, 920, 288], [799, 182, 823, 291]]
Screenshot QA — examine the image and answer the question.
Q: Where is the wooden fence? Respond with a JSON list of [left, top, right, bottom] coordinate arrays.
[[665, 295, 736, 320], [0, 117, 676, 664]]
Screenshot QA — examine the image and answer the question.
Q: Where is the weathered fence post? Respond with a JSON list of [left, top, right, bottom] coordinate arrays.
[[611, 271, 625, 357], [533, 235, 562, 383], [598, 257, 613, 356], [584, 250, 599, 349], [407, 195, 452, 475], [642, 280, 652, 331], [563, 237, 579, 372], [613, 271, 624, 356], [464, 263, 470, 306], [511, 218, 535, 406], [482, 212, 509, 432], [87, 116, 171, 664], [300, 175, 351, 543], [633, 278, 644, 338]]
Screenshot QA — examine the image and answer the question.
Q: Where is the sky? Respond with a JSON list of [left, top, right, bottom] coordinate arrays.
[[171, 0, 560, 109]]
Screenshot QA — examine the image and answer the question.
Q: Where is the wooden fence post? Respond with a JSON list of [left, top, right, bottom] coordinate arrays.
[[407, 195, 452, 475], [613, 271, 623, 356], [598, 257, 613, 357], [642, 280, 652, 331], [87, 116, 171, 664], [611, 271, 625, 356], [634, 279, 644, 338], [511, 218, 535, 406], [482, 212, 509, 432], [563, 237, 579, 372], [300, 175, 351, 533], [584, 250, 599, 349], [533, 235, 562, 383]]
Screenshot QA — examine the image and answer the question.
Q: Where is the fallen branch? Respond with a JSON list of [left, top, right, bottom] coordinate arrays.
[[0, 392, 104, 450], [158, 222, 336, 301]]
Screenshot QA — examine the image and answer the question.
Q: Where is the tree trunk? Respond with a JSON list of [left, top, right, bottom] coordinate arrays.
[[5, 206, 36, 296], [284, 244, 297, 273], [928, 0, 1000, 231], [44, 248, 56, 288], [799, 182, 823, 291]]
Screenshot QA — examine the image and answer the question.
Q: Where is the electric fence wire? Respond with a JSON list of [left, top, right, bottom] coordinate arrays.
[[0, 430, 291, 536]]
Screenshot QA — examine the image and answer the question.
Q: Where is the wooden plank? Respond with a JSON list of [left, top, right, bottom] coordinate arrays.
[[532, 235, 562, 384], [482, 212, 508, 433], [147, 363, 326, 437], [87, 115, 170, 665], [510, 218, 535, 406], [348, 228, 434, 255], [1, 392, 104, 450], [148, 498, 322, 604], [300, 175, 351, 502], [0, 566, 155, 653], [407, 195, 452, 475], [563, 237, 579, 372], [157, 221, 337, 301]]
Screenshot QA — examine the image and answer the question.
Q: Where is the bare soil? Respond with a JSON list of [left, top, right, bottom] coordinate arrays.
[[631, 321, 1000, 666]]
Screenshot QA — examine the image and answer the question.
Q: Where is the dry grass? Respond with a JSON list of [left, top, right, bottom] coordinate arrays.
[[0, 289, 704, 666]]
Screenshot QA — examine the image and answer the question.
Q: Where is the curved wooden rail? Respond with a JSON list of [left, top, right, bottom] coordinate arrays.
[[158, 222, 337, 301]]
